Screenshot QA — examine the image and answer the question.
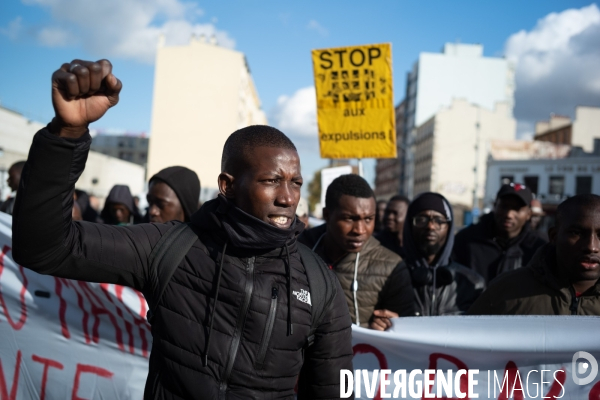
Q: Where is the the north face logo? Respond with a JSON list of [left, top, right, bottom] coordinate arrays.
[[292, 289, 312, 306]]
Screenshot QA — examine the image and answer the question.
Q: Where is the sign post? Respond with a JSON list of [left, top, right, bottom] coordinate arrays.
[[312, 43, 396, 160]]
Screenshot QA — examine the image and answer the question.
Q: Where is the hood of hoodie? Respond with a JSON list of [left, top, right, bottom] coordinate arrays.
[[75, 189, 101, 223], [191, 195, 304, 252], [100, 185, 141, 224], [150, 166, 200, 222], [402, 192, 454, 270]]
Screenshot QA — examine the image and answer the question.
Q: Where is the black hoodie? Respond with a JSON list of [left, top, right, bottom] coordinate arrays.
[[403, 193, 485, 316], [12, 127, 353, 399], [100, 184, 142, 225]]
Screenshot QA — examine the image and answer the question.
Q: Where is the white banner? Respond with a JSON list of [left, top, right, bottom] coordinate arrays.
[[2, 212, 600, 399], [350, 315, 600, 399], [0, 213, 150, 399]]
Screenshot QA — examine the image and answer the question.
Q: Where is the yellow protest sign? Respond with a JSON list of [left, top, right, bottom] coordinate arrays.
[[312, 43, 396, 159]]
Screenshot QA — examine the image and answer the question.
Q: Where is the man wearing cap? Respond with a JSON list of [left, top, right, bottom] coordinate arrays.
[[453, 183, 547, 284], [146, 166, 201, 223], [402, 193, 484, 317], [469, 194, 600, 315]]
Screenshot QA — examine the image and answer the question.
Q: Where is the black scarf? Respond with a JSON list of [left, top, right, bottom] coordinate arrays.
[[191, 195, 304, 251]]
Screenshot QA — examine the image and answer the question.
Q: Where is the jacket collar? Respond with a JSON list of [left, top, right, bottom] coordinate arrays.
[[305, 224, 379, 266], [190, 195, 304, 252], [477, 212, 535, 248], [528, 244, 600, 295]]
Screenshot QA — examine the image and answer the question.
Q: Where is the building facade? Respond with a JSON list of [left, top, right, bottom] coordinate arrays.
[[0, 105, 145, 206], [401, 43, 515, 197], [534, 106, 600, 153], [485, 156, 600, 209], [147, 36, 267, 200], [412, 99, 516, 208], [374, 101, 405, 199], [90, 134, 149, 167]]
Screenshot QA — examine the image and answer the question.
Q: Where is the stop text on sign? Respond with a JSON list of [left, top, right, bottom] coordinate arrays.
[[312, 43, 396, 159]]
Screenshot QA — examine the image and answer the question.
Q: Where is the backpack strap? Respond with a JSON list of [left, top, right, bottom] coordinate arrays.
[[147, 222, 199, 324], [297, 243, 337, 348]]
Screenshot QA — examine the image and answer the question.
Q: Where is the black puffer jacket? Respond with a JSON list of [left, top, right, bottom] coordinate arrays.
[[453, 212, 547, 284], [12, 128, 353, 399], [409, 261, 485, 316]]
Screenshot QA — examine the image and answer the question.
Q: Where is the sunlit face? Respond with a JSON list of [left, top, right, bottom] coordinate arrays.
[[147, 180, 185, 223], [221, 146, 302, 229], [324, 195, 376, 254]]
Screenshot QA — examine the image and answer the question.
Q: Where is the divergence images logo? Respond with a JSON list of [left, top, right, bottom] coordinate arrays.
[[572, 351, 598, 385]]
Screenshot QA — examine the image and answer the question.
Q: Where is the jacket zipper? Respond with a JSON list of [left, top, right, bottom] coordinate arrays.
[[569, 287, 579, 315], [255, 287, 278, 369], [219, 256, 255, 398]]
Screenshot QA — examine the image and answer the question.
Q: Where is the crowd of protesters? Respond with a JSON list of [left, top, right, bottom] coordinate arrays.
[[5, 153, 596, 321], [3, 58, 599, 399]]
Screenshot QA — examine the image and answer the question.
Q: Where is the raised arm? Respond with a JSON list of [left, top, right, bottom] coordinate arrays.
[[12, 59, 165, 292]]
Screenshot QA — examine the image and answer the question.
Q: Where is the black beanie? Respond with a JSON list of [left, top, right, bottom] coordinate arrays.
[[150, 166, 200, 221], [409, 192, 452, 220]]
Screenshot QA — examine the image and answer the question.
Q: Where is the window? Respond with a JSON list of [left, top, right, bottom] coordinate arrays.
[[549, 176, 565, 196], [501, 176, 513, 185], [576, 176, 592, 195], [524, 176, 539, 196]]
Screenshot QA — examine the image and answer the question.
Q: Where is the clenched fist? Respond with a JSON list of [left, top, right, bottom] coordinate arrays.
[[49, 59, 122, 139]]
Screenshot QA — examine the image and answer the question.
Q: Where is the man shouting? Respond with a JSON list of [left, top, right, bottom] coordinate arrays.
[[12, 60, 353, 399]]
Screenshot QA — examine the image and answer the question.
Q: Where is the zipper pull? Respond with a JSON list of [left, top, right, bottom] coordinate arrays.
[[272, 287, 278, 299]]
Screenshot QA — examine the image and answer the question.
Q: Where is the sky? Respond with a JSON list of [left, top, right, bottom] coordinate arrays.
[[1, 0, 599, 191]]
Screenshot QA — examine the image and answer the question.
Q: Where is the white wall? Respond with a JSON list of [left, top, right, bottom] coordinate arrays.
[[77, 152, 146, 201], [147, 38, 267, 198], [415, 47, 514, 127], [403, 43, 515, 198], [0, 106, 145, 205], [414, 99, 516, 207], [485, 157, 600, 207], [572, 106, 600, 152]]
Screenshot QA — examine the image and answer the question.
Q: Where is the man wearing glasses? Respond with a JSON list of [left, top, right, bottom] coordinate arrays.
[[402, 193, 485, 316], [453, 183, 547, 284]]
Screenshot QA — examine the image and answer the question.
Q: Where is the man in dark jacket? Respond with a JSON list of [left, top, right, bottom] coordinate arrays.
[[402, 193, 485, 316], [74, 189, 103, 222], [375, 195, 410, 258], [453, 183, 547, 284], [146, 166, 200, 223], [299, 174, 415, 330], [12, 59, 353, 399], [0, 160, 25, 215], [469, 194, 600, 315], [100, 184, 142, 225]]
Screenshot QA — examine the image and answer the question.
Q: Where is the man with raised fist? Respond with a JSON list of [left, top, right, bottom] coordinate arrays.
[[12, 60, 353, 400]]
